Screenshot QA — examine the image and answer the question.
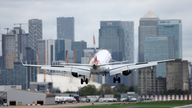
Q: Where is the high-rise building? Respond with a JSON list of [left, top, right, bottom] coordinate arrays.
[[99, 21, 134, 62], [99, 21, 134, 86], [2, 27, 28, 69], [57, 17, 74, 41], [55, 39, 72, 62], [72, 41, 87, 63], [1, 27, 36, 89], [158, 20, 182, 59], [37, 39, 55, 65], [45, 40, 55, 65], [28, 19, 43, 51], [138, 11, 183, 95], [144, 37, 169, 62], [138, 11, 159, 62], [37, 40, 46, 65]]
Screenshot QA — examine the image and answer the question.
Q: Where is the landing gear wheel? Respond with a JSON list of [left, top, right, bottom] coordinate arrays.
[[80, 78, 89, 84], [85, 78, 88, 84], [113, 76, 121, 83], [117, 77, 121, 83], [113, 77, 116, 83], [81, 78, 84, 84]]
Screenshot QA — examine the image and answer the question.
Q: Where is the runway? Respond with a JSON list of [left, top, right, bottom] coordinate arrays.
[[3, 102, 118, 108], [174, 104, 192, 108]]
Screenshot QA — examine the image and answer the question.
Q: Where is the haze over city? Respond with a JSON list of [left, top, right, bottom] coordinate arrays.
[[0, 0, 191, 61]]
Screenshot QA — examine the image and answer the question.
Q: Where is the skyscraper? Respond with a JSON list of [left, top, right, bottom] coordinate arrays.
[[1, 27, 36, 89], [144, 37, 169, 62], [37, 39, 55, 65], [99, 21, 134, 62], [28, 19, 43, 51], [72, 41, 87, 63], [2, 27, 28, 69], [57, 17, 74, 41], [138, 11, 159, 62], [138, 11, 183, 95], [55, 39, 72, 62], [158, 20, 182, 59]]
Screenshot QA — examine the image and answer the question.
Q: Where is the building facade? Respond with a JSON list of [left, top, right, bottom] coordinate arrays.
[[138, 67, 156, 95], [138, 11, 159, 62], [166, 59, 189, 91], [55, 39, 72, 62], [38, 40, 55, 65], [28, 19, 43, 51], [99, 21, 134, 62], [2, 27, 29, 69], [138, 11, 183, 95], [72, 41, 87, 63], [158, 20, 182, 59], [57, 17, 74, 41], [1, 27, 37, 89]]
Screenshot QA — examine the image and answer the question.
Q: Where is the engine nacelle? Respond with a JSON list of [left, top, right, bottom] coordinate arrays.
[[71, 72, 78, 77], [122, 70, 132, 76], [92, 64, 97, 70]]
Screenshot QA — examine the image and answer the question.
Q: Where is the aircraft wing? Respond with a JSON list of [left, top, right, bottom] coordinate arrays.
[[21, 61, 91, 77], [109, 59, 174, 75], [41, 65, 91, 77]]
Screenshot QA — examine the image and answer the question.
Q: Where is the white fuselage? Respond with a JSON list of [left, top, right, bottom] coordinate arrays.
[[89, 49, 112, 74]]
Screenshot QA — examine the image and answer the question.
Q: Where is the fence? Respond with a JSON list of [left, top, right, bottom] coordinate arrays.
[[141, 95, 192, 101]]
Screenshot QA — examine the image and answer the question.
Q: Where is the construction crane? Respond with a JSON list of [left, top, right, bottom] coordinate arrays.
[[14, 23, 26, 28], [14, 23, 27, 34], [4, 28, 9, 34]]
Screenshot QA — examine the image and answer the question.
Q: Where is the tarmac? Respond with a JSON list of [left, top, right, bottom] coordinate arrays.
[[3, 102, 117, 108], [174, 104, 192, 108]]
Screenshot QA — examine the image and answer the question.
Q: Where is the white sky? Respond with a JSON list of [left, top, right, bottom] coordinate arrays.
[[0, 0, 191, 61]]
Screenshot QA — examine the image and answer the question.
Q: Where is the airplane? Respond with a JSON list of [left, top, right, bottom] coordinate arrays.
[[21, 49, 174, 85]]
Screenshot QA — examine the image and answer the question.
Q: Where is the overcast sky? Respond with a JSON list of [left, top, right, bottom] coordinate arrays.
[[0, 0, 191, 61]]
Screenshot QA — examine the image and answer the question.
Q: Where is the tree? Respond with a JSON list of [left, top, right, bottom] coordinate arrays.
[[114, 84, 129, 93], [79, 85, 98, 96], [99, 84, 113, 95]]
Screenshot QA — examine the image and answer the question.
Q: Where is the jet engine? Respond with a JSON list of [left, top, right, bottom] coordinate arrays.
[[71, 72, 78, 77], [122, 70, 132, 76]]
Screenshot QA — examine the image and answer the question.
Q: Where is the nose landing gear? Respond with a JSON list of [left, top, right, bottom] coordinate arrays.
[[113, 76, 121, 83]]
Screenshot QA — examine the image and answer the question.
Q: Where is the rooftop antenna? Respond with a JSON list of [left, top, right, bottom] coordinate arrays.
[[14, 23, 26, 28]]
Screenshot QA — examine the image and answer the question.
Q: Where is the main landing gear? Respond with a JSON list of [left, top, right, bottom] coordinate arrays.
[[113, 75, 121, 83], [81, 77, 88, 84]]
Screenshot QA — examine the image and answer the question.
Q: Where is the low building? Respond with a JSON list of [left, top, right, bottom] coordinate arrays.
[[138, 67, 156, 95], [30, 82, 53, 93], [0, 85, 46, 106], [166, 59, 189, 91], [189, 63, 192, 93]]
